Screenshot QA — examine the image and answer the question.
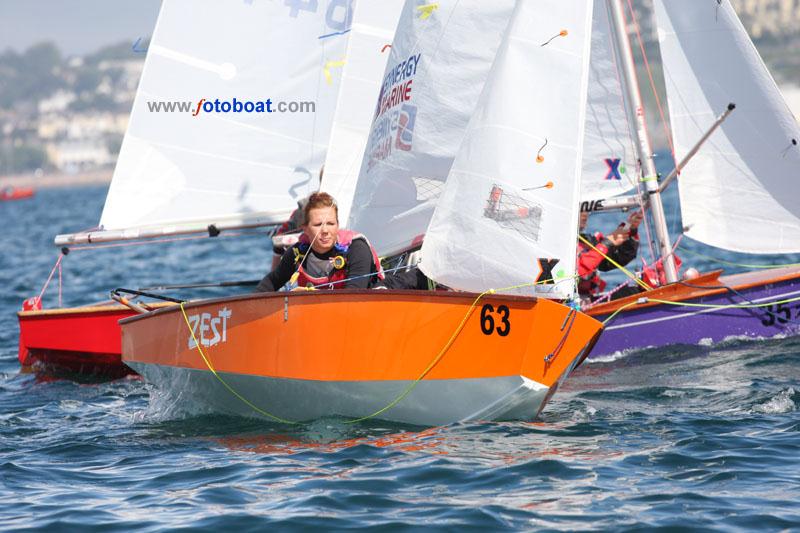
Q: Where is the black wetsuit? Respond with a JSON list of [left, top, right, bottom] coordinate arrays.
[[381, 266, 433, 290], [256, 239, 378, 292], [597, 232, 639, 273], [578, 228, 640, 299]]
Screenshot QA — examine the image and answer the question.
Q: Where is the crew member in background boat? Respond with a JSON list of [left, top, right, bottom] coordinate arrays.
[[270, 166, 324, 270], [577, 209, 642, 302], [257, 191, 385, 291]]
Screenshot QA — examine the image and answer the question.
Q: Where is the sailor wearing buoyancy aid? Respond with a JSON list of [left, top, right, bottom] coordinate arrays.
[[269, 165, 324, 271], [576, 210, 641, 300], [256, 192, 384, 292]]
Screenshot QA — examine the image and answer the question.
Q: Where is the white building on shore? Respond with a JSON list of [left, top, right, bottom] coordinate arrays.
[[45, 140, 114, 173]]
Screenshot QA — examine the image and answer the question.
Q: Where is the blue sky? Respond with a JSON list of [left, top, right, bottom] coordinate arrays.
[[0, 0, 161, 55]]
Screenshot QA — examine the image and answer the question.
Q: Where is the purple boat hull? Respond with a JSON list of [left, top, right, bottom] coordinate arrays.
[[587, 267, 800, 359]]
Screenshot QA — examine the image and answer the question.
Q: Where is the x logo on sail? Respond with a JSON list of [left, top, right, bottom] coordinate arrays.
[[604, 158, 622, 180], [536, 258, 560, 285]]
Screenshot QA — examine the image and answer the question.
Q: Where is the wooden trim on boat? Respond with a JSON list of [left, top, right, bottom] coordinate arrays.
[[587, 265, 800, 317], [719, 265, 800, 291], [118, 289, 541, 325], [18, 301, 175, 318]]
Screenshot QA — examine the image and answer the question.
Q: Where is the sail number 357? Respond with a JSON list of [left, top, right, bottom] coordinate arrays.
[[760, 302, 800, 326], [480, 304, 510, 336]]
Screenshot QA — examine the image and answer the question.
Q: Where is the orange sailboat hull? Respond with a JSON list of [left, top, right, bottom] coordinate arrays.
[[121, 290, 603, 425]]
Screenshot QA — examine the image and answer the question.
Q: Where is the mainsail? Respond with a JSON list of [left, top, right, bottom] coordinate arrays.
[[580, 0, 639, 202], [420, 0, 594, 298], [654, 0, 800, 254], [320, 0, 405, 225], [58, 0, 351, 244], [346, 0, 515, 256]]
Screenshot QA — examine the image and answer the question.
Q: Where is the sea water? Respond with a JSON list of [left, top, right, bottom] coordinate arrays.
[[1, 185, 799, 530]]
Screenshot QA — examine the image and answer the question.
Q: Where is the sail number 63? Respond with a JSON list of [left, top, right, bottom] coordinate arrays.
[[480, 304, 511, 336]]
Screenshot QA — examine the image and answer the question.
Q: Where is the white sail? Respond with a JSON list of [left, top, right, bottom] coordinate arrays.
[[98, 0, 351, 234], [581, 0, 638, 202], [320, 0, 405, 225], [346, 0, 515, 256], [420, 0, 594, 298], [654, 0, 800, 254]]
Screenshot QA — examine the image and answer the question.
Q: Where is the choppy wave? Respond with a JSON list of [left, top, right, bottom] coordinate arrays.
[[1, 187, 800, 529], [752, 387, 797, 414]]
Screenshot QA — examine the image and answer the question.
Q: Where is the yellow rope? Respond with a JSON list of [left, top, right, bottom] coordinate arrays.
[[600, 300, 643, 325], [678, 246, 800, 270], [578, 234, 652, 291], [179, 303, 299, 425], [583, 235, 800, 325], [600, 294, 800, 326], [647, 295, 800, 310], [344, 287, 497, 423], [346, 277, 583, 423], [180, 276, 574, 424]]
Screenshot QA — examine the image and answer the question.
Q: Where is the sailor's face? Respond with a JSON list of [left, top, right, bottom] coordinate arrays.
[[579, 212, 589, 231], [304, 206, 339, 254]]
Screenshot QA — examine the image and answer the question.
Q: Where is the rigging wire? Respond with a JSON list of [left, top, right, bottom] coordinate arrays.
[[600, 0, 658, 266], [624, 0, 677, 170], [35, 251, 67, 306]]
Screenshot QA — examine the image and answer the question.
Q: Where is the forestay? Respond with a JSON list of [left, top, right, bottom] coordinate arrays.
[[98, 0, 351, 235], [580, 0, 638, 202], [320, 0, 405, 225], [347, 0, 515, 256], [654, 0, 800, 253], [420, 0, 594, 298]]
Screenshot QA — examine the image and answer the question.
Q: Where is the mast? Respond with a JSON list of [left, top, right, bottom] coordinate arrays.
[[607, 0, 678, 283]]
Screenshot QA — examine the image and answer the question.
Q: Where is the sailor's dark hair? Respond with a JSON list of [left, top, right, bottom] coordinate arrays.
[[303, 191, 339, 225]]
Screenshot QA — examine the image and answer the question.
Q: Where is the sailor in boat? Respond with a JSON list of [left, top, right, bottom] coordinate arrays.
[[256, 191, 385, 291], [577, 209, 642, 302], [270, 165, 324, 270]]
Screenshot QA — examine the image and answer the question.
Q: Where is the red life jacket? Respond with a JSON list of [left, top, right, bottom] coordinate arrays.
[[293, 229, 384, 289], [577, 272, 606, 297], [641, 254, 682, 288], [576, 232, 609, 297]]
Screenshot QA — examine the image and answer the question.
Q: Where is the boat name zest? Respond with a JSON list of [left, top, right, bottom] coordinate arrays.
[[187, 307, 232, 349]]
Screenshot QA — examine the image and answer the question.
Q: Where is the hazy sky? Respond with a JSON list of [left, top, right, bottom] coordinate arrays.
[[0, 0, 161, 55]]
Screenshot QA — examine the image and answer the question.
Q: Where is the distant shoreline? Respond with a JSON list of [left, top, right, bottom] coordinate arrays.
[[2, 81, 798, 193], [0, 169, 112, 190]]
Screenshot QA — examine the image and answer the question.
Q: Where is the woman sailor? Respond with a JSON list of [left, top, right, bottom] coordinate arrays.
[[256, 192, 384, 291]]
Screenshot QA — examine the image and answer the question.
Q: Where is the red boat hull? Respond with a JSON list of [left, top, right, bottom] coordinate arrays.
[[18, 303, 171, 378]]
